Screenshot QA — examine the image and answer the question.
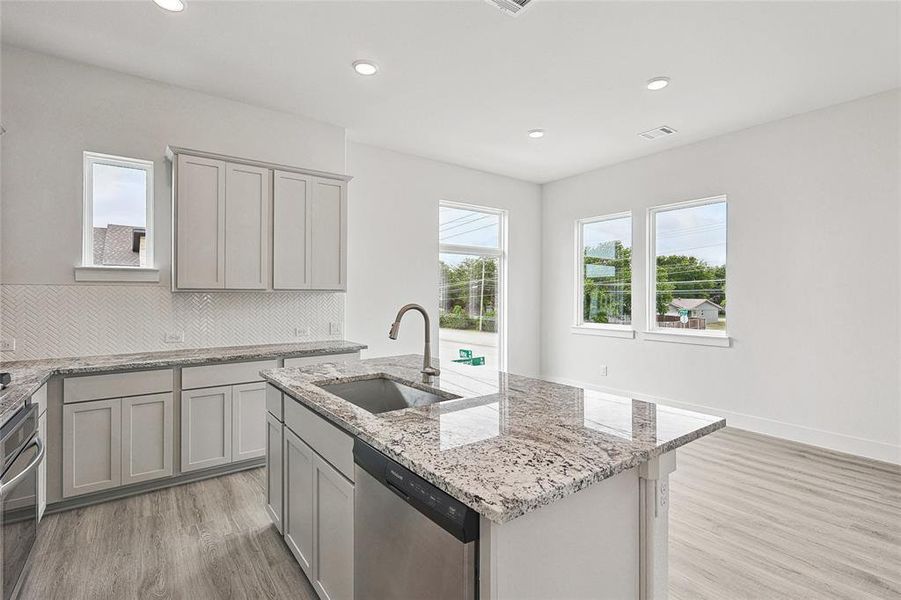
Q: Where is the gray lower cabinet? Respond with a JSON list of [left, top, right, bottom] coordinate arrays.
[[181, 386, 233, 472], [312, 453, 354, 600], [281, 420, 354, 600], [266, 412, 284, 533], [121, 393, 174, 485], [63, 393, 175, 498], [284, 427, 315, 576], [63, 398, 122, 497], [232, 382, 267, 461], [181, 382, 268, 472]]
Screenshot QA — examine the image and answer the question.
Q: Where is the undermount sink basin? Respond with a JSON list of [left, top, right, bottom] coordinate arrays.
[[317, 376, 455, 414]]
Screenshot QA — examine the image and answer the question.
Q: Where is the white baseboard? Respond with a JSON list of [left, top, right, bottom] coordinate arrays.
[[545, 376, 901, 466]]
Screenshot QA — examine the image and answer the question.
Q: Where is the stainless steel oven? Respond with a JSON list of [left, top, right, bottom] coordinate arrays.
[[0, 404, 44, 600]]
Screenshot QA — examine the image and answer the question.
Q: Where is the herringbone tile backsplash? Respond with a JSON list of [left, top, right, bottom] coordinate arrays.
[[0, 284, 345, 360]]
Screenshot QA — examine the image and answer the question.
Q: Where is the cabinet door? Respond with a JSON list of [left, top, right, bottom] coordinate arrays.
[[310, 178, 346, 290], [225, 163, 270, 289], [176, 154, 226, 289], [313, 454, 354, 600], [181, 386, 232, 472], [273, 170, 312, 290], [283, 428, 315, 578], [232, 382, 267, 461], [38, 409, 47, 520], [121, 393, 173, 485], [266, 413, 283, 533], [63, 399, 121, 498]]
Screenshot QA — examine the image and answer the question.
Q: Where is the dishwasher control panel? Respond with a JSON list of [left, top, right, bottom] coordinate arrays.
[[354, 438, 479, 543]]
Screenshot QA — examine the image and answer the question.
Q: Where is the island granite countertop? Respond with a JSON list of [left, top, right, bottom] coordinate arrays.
[[0, 340, 366, 427], [261, 354, 726, 524]]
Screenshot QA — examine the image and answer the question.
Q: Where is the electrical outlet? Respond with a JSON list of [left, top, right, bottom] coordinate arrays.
[[0, 338, 15, 352], [599, 364, 608, 376], [164, 331, 185, 343], [329, 322, 340, 335], [294, 326, 311, 338]]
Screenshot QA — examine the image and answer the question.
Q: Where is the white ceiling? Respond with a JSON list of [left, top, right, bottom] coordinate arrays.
[[2, 1, 898, 183]]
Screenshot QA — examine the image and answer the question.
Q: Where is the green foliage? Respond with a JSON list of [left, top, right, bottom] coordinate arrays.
[[439, 257, 498, 331], [655, 255, 726, 313], [582, 242, 632, 324]]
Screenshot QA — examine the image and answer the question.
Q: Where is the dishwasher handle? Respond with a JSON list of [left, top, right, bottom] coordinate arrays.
[[354, 439, 479, 543]]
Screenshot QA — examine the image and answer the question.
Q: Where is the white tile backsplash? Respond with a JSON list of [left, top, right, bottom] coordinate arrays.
[[0, 284, 344, 360]]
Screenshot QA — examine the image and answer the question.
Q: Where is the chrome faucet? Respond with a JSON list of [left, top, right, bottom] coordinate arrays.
[[388, 304, 441, 384]]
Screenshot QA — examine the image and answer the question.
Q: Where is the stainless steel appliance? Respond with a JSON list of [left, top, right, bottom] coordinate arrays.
[[1, 404, 45, 600], [353, 440, 479, 600]]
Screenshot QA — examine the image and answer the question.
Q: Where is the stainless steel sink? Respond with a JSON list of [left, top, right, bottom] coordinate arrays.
[[317, 376, 455, 414]]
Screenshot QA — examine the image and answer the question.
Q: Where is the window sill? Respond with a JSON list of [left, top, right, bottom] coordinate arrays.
[[571, 325, 636, 339], [642, 329, 731, 347], [74, 266, 160, 283]]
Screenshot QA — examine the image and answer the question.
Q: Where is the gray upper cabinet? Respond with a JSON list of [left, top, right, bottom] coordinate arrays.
[[171, 148, 349, 292], [310, 178, 347, 291], [273, 170, 312, 290], [225, 163, 270, 289], [176, 154, 226, 290]]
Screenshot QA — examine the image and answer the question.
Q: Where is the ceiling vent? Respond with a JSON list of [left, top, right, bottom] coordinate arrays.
[[638, 126, 678, 140], [484, 0, 534, 17]]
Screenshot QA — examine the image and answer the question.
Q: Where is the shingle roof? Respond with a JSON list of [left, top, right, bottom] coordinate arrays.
[[668, 298, 724, 311], [93, 224, 143, 266]]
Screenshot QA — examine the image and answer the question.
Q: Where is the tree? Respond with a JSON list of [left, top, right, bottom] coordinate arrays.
[[582, 242, 631, 324]]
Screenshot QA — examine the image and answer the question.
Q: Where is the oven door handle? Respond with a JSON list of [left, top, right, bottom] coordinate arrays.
[[0, 437, 45, 498]]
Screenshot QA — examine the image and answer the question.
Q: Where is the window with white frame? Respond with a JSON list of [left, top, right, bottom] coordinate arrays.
[[575, 212, 633, 328], [648, 196, 727, 335], [82, 152, 154, 269]]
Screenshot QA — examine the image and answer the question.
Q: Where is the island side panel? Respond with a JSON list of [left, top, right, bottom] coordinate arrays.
[[479, 468, 639, 600]]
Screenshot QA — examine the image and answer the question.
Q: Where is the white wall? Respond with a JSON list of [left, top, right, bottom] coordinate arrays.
[[346, 143, 542, 376], [1, 46, 346, 285], [540, 90, 901, 463]]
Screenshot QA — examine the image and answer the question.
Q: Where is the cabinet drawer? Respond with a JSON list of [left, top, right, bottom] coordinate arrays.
[[64, 369, 173, 404], [284, 352, 359, 369], [285, 400, 353, 481], [182, 359, 278, 390]]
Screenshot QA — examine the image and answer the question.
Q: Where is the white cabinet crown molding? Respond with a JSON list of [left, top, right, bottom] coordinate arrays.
[[166, 146, 352, 182]]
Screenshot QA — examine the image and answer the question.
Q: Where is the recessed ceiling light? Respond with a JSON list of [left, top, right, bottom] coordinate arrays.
[[352, 60, 379, 76], [153, 0, 185, 12], [646, 77, 670, 91], [527, 129, 545, 139]]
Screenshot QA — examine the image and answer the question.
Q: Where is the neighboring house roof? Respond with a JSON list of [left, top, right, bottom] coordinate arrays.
[[93, 224, 144, 266], [668, 298, 724, 311]]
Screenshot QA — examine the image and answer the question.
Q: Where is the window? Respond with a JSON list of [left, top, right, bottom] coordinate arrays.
[[82, 152, 154, 270], [648, 196, 727, 338], [575, 212, 633, 331], [439, 202, 506, 380]]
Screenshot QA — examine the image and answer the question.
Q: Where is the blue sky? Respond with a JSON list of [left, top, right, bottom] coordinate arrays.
[[92, 163, 146, 228], [656, 202, 726, 266]]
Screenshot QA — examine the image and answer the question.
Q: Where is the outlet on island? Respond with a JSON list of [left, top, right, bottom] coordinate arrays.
[[599, 364, 608, 376], [330, 322, 340, 335]]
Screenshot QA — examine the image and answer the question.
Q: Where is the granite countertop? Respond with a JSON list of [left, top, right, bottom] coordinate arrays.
[[0, 340, 367, 427], [262, 354, 726, 524]]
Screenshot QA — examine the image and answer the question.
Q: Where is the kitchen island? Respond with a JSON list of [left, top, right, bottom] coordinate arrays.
[[262, 354, 725, 600]]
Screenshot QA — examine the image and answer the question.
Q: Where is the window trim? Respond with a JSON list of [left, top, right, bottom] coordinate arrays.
[[645, 194, 729, 343], [573, 211, 635, 334], [81, 152, 155, 276], [439, 200, 508, 372]]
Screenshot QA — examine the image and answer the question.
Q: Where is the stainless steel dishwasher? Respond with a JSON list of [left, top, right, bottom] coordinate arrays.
[[353, 439, 479, 600]]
